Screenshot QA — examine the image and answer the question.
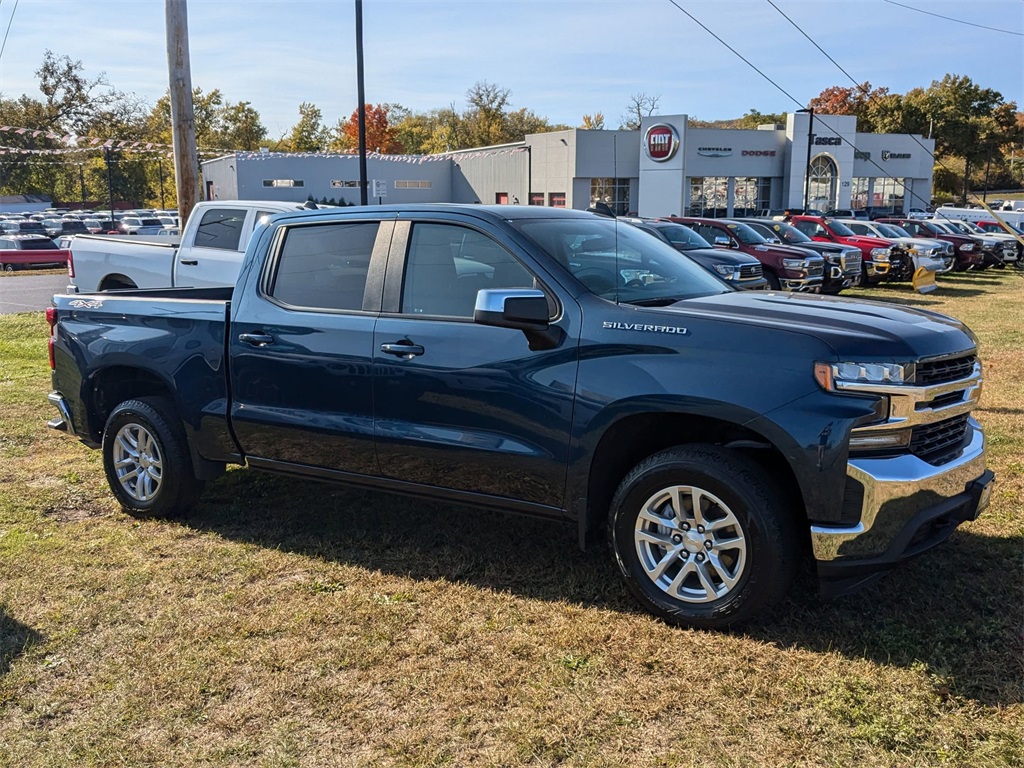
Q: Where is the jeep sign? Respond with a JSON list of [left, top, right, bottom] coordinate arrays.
[[644, 124, 679, 162]]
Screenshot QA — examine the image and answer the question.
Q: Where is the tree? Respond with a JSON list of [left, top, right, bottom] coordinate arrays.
[[808, 81, 893, 132], [285, 102, 328, 152], [733, 108, 785, 130], [580, 113, 605, 130], [619, 93, 660, 130], [330, 103, 401, 153]]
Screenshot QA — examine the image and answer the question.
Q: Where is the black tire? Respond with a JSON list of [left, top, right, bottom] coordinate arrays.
[[1, 263, 14, 273], [764, 271, 781, 290], [608, 445, 797, 630], [102, 397, 203, 517]]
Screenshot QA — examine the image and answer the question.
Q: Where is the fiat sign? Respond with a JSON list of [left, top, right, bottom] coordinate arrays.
[[644, 123, 679, 162]]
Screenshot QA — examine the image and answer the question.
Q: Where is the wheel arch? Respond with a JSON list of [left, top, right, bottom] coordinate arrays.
[[579, 411, 804, 550], [98, 274, 138, 291], [84, 365, 225, 481]]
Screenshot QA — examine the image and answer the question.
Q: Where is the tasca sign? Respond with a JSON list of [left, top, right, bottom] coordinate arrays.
[[644, 124, 680, 162]]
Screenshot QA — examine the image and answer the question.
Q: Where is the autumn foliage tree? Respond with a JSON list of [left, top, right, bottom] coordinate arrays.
[[330, 103, 402, 153]]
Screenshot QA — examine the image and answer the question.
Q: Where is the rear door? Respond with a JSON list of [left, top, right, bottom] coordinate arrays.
[[372, 216, 580, 512], [177, 206, 261, 288], [228, 214, 392, 476]]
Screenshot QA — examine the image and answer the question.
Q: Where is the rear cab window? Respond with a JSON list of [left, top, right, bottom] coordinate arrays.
[[194, 208, 247, 251]]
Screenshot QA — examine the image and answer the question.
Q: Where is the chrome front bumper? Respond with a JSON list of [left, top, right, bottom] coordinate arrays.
[[810, 418, 989, 562]]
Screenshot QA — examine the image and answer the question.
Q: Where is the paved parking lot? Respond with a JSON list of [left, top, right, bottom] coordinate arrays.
[[0, 273, 69, 314]]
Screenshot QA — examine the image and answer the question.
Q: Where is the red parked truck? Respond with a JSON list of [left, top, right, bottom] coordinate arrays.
[[786, 215, 900, 286], [0, 235, 71, 272]]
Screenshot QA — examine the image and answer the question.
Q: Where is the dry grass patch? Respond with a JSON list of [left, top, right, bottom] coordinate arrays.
[[1, 273, 1022, 766]]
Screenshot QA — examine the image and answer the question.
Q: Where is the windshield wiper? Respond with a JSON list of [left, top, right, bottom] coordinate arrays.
[[622, 296, 687, 307]]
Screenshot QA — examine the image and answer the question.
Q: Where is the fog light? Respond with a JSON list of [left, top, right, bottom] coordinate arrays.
[[849, 429, 911, 450]]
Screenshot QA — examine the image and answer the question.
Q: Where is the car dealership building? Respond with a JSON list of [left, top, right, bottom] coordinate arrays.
[[201, 112, 934, 218]]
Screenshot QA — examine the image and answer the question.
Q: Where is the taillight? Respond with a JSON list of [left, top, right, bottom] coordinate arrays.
[[46, 307, 56, 370], [67, 248, 75, 278]]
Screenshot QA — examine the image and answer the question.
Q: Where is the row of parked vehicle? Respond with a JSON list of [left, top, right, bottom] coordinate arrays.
[[616, 211, 1020, 296], [0, 207, 185, 272], [0, 208, 179, 239]]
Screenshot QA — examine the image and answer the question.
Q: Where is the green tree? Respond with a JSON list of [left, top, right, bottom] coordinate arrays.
[[285, 102, 328, 152]]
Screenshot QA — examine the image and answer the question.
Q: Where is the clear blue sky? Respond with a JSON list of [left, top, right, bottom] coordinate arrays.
[[1, 0, 1021, 140]]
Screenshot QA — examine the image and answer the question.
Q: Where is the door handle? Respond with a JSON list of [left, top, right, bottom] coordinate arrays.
[[179, 258, 198, 266], [381, 342, 424, 359], [238, 332, 274, 346]]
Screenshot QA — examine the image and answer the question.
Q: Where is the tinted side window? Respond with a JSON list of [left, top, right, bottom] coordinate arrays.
[[402, 223, 534, 318], [269, 222, 379, 311], [194, 208, 246, 250], [691, 224, 722, 244]]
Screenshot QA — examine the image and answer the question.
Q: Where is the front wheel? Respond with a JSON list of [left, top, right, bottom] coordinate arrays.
[[609, 445, 797, 629], [102, 397, 203, 517], [1, 263, 14, 273]]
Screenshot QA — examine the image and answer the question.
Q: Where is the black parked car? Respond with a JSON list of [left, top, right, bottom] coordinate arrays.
[[622, 218, 768, 290]]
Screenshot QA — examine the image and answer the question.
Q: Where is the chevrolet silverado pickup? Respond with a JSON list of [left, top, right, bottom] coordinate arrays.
[[46, 205, 994, 629]]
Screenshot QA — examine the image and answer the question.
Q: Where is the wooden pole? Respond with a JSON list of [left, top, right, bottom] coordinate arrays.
[[165, 0, 199, 224]]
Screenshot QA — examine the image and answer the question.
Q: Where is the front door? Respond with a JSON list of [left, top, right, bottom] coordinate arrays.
[[229, 218, 390, 475], [372, 219, 579, 510]]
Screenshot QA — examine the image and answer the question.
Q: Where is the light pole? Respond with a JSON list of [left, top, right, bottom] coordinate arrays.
[[796, 107, 814, 211]]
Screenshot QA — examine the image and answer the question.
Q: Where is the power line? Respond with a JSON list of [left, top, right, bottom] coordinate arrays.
[[883, 0, 1024, 36], [0, 0, 19, 62], [764, 0, 1012, 209], [667, 2, 935, 210], [665, 0, 805, 108]]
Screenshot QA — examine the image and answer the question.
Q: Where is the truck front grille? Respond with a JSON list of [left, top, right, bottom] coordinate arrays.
[[841, 252, 862, 274], [738, 263, 763, 279], [807, 263, 824, 277], [915, 354, 976, 386], [910, 414, 970, 465]]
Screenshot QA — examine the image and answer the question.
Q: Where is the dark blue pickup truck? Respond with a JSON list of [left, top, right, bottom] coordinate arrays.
[[46, 205, 994, 628]]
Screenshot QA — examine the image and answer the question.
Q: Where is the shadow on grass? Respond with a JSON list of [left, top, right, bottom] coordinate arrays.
[[182, 469, 1023, 708], [0, 606, 43, 676]]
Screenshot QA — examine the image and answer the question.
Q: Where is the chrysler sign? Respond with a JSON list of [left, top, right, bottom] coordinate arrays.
[[644, 124, 680, 162]]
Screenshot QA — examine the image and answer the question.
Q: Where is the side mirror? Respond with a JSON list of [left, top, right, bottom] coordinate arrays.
[[713, 235, 731, 247], [474, 289, 550, 332]]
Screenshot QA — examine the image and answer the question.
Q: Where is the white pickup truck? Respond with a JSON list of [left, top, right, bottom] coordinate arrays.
[[67, 200, 312, 292]]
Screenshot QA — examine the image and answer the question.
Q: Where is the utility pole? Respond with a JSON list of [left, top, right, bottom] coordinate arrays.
[[104, 147, 116, 224], [165, 0, 199, 224], [355, 0, 368, 205]]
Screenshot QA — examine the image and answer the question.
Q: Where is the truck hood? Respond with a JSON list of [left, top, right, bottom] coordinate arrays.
[[644, 290, 975, 360], [743, 242, 824, 262], [837, 234, 892, 250]]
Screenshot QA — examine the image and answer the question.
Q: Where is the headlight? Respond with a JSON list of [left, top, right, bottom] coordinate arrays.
[[713, 264, 733, 276], [813, 361, 913, 391], [825, 254, 841, 264], [959, 243, 975, 252], [870, 247, 891, 261], [783, 258, 809, 269]]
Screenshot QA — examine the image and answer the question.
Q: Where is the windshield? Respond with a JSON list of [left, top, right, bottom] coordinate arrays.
[[930, 221, 955, 233], [764, 220, 812, 244], [875, 223, 905, 238], [721, 221, 767, 245], [655, 223, 714, 250], [512, 217, 729, 304], [21, 239, 58, 251], [824, 219, 856, 237]]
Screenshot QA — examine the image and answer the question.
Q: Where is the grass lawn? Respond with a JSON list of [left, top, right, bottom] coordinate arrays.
[[1, 269, 1022, 767]]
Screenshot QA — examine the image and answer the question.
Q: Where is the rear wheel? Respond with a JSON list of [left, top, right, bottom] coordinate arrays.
[[609, 445, 797, 629], [102, 397, 203, 517]]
